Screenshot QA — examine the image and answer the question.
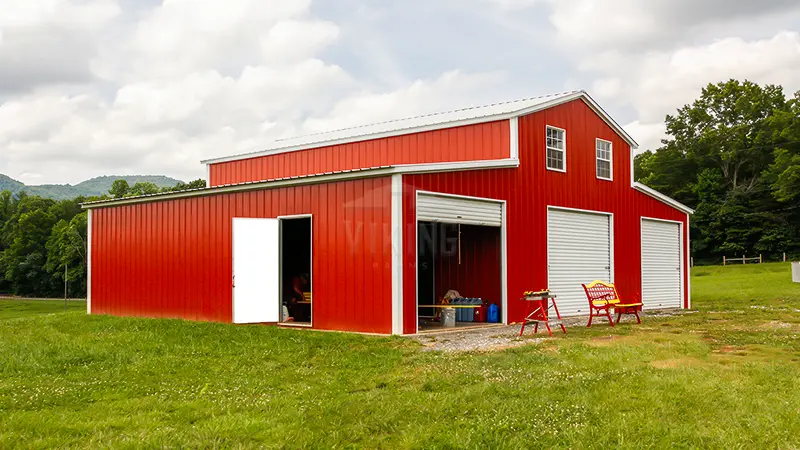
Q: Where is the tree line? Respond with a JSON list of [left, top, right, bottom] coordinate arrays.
[[0, 179, 205, 298], [635, 79, 800, 264]]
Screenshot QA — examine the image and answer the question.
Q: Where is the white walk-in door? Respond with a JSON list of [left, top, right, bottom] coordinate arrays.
[[641, 219, 683, 309], [232, 218, 280, 323], [547, 208, 612, 316]]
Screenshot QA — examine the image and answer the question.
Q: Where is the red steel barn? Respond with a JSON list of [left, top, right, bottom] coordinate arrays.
[[83, 91, 693, 335]]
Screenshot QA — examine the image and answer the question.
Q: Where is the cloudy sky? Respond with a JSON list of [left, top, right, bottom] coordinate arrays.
[[1, 0, 799, 185]]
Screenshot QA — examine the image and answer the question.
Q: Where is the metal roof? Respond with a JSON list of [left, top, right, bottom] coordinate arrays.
[[201, 90, 638, 165]]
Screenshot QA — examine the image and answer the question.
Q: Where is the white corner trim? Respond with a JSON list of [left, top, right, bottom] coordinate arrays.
[[205, 164, 211, 186], [81, 158, 520, 209], [686, 213, 692, 310], [501, 202, 509, 324], [509, 117, 519, 159], [86, 209, 92, 314], [633, 182, 694, 214], [391, 174, 404, 335]]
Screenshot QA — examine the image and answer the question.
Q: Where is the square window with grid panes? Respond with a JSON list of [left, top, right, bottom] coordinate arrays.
[[546, 126, 565, 171], [596, 139, 612, 180]]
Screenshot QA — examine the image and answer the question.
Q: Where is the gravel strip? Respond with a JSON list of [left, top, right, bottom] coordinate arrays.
[[409, 308, 688, 352], [411, 325, 544, 352]]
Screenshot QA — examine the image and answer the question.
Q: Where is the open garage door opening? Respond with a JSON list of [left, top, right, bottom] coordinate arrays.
[[415, 191, 505, 333], [280, 216, 312, 326], [417, 222, 502, 332]]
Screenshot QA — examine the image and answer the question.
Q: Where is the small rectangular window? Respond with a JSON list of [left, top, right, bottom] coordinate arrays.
[[546, 126, 565, 172], [596, 139, 612, 180]]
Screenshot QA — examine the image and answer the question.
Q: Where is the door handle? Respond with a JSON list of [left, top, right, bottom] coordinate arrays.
[[232, 275, 235, 288]]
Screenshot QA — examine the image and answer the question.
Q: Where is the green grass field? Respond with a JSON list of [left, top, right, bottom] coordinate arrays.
[[1, 263, 799, 449]]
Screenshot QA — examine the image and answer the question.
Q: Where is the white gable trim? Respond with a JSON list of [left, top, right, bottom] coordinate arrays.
[[633, 182, 695, 214]]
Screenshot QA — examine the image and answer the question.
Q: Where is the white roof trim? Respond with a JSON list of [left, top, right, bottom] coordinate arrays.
[[81, 158, 519, 209], [633, 182, 694, 214], [201, 91, 637, 165]]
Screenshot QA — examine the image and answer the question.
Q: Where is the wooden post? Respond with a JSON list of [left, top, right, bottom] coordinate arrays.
[[759, 254, 762, 264], [723, 255, 726, 266], [784, 252, 787, 262], [743, 254, 746, 265], [691, 257, 694, 267]]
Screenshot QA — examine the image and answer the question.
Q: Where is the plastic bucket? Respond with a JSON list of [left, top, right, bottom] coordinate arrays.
[[441, 308, 456, 328]]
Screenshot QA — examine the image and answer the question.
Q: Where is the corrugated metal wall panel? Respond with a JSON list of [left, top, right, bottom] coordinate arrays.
[[417, 193, 503, 227], [641, 219, 682, 309], [91, 177, 394, 334], [208, 121, 510, 186], [401, 99, 689, 333]]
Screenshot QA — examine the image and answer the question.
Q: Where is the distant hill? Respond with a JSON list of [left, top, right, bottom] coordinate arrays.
[[0, 174, 183, 200]]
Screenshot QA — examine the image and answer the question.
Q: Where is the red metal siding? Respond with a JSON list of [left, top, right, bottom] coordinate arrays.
[[91, 177, 393, 334], [401, 100, 689, 334], [208, 121, 510, 186]]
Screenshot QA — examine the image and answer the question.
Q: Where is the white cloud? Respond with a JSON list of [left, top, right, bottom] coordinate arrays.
[[0, 0, 120, 94], [0, 0, 120, 28], [586, 32, 800, 150], [493, 0, 800, 50]]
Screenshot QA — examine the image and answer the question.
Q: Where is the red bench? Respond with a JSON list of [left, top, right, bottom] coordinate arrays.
[[581, 281, 643, 327]]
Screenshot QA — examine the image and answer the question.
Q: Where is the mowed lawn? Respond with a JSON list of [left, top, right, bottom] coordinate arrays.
[[1, 264, 799, 449]]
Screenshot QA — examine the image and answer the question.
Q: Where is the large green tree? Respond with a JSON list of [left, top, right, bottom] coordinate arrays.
[[636, 80, 800, 263]]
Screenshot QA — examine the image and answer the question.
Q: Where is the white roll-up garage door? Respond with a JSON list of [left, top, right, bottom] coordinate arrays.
[[641, 219, 683, 309], [547, 208, 612, 316], [417, 192, 503, 227]]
